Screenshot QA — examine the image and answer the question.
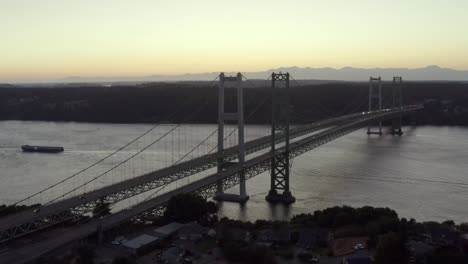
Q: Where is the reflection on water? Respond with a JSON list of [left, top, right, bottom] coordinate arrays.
[[1, 121, 467, 223]]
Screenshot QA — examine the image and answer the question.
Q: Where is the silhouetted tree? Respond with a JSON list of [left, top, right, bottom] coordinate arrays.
[[76, 245, 96, 264], [163, 193, 217, 224], [112, 257, 136, 264], [222, 241, 276, 264], [3, 82, 468, 125], [427, 245, 468, 264], [459, 222, 468, 232], [35, 257, 68, 264], [374, 232, 409, 264], [367, 234, 378, 249]]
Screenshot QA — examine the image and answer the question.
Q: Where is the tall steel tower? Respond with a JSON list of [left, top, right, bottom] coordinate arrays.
[[214, 72, 249, 203], [367, 77, 383, 135], [265, 72, 295, 204], [391, 76, 403, 135]]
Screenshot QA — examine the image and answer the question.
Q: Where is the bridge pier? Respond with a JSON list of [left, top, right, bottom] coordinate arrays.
[[391, 76, 404, 136], [214, 72, 249, 204], [266, 72, 296, 204], [367, 77, 383, 135]]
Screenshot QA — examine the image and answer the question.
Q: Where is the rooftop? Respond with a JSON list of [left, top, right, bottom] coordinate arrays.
[[154, 222, 185, 236], [178, 223, 209, 236], [121, 234, 159, 249]]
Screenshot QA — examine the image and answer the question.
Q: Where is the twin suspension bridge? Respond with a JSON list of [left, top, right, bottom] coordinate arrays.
[[0, 73, 422, 263]]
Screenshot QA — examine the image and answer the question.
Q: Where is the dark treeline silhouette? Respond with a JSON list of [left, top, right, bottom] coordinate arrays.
[[1, 81, 468, 125]]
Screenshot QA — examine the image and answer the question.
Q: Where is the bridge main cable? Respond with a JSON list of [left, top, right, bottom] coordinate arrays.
[[0, 89, 418, 243], [0, 109, 386, 242], [2, 75, 221, 210], [141, 74, 271, 202]]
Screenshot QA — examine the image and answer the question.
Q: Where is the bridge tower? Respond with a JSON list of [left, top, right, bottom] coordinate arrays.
[[214, 72, 249, 203], [391, 76, 403, 135], [367, 77, 383, 135], [266, 72, 296, 204]]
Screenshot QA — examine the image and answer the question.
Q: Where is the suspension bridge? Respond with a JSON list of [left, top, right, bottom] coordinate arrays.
[[0, 73, 422, 263]]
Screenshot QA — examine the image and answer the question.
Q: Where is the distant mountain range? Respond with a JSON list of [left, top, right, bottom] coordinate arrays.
[[3, 65, 468, 85], [58, 66, 468, 83]]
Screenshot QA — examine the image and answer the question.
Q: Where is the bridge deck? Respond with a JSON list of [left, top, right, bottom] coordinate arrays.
[[0, 106, 422, 244], [0, 105, 423, 263], [0, 111, 370, 230]]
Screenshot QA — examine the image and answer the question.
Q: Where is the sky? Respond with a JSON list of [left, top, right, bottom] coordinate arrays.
[[1, 0, 468, 82]]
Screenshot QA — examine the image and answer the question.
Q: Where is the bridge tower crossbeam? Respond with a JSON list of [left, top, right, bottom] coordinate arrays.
[[266, 72, 296, 204]]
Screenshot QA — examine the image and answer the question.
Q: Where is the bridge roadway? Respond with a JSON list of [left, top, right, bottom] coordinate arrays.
[[0, 109, 391, 243], [0, 105, 422, 263], [0, 106, 422, 244]]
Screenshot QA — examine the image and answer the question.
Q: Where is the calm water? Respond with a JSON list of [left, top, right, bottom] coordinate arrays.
[[1, 121, 467, 223]]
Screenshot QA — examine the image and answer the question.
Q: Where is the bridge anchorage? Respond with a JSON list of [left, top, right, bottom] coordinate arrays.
[[213, 72, 249, 203], [265, 72, 296, 204]]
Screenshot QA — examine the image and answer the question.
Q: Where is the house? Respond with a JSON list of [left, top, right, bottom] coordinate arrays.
[[121, 234, 160, 255], [216, 227, 250, 243], [154, 222, 185, 239], [256, 227, 291, 246], [178, 222, 209, 241], [408, 240, 434, 261], [342, 256, 372, 264], [162, 246, 185, 264]]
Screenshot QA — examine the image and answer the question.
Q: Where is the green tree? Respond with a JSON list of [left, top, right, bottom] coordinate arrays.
[[459, 222, 468, 232], [163, 193, 217, 223], [427, 245, 468, 264], [442, 220, 455, 226], [367, 234, 378, 249], [374, 232, 409, 264], [333, 211, 354, 227]]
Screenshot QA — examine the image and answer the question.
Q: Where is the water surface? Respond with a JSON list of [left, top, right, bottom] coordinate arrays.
[[1, 121, 467, 223]]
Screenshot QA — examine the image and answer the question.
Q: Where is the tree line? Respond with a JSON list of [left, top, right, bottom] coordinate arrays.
[[1, 81, 468, 125]]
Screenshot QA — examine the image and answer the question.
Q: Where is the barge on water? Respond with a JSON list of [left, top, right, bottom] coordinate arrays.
[[21, 145, 64, 153]]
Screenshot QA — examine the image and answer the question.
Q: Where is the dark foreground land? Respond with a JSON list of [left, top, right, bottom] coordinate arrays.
[[2, 194, 468, 264], [1, 81, 468, 125]]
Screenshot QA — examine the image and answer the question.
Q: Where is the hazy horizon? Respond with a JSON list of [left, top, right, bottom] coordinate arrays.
[[2, 0, 468, 82], [2, 65, 468, 84]]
